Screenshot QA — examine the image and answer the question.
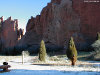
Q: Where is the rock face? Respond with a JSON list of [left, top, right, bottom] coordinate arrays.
[[19, 0, 100, 50], [0, 16, 24, 51]]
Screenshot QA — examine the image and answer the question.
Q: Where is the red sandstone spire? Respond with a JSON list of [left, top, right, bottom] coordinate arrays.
[[0, 16, 4, 22]]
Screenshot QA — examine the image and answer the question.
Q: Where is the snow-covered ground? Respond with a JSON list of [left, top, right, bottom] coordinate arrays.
[[1, 69, 100, 75], [0, 56, 100, 75]]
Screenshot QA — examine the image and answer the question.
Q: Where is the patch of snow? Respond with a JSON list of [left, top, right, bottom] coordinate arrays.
[[0, 56, 100, 75], [0, 69, 100, 75]]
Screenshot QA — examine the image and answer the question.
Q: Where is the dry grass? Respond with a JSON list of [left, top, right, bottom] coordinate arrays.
[[0, 56, 21, 62], [0, 53, 100, 67]]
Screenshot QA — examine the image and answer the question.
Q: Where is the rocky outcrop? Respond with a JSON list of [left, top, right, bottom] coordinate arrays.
[[0, 16, 24, 51], [19, 0, 100, 51]]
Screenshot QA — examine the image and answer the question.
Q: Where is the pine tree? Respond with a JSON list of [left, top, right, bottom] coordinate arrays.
[[39, 40, 46, 62], [66, 37, 77, 66], [92, 32, 100, 53], [96, 32, 100, 40]]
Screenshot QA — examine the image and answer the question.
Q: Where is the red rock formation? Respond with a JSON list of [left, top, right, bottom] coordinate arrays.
[[0, 16, 24, 50], [19, 0, 100, 50], [17, 28, 24, 40], [73, 0, 100, 37], [51, 0, 61, 4]]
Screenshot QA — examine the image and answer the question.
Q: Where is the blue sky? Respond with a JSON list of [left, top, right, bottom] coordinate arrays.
[[0, 0, 51, 32]]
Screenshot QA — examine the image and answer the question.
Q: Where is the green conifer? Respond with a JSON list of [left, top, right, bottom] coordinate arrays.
[[66, 37, 77, 66], [39, 40, 46, 62]]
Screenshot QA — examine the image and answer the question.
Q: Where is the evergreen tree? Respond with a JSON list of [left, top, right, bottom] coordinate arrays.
[[96, 32, 100, 40], [92, 40, 100, 53], [66, 37, 77, 66], [92, 32, 100, 53], [39, 40, 46, 62]]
